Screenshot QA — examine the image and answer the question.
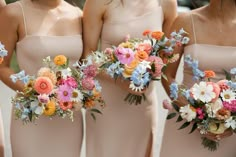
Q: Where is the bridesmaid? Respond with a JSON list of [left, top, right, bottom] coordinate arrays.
[[83, 0, 177, 157], [160, 0, 236, 156], [0, 0, 83, 157]]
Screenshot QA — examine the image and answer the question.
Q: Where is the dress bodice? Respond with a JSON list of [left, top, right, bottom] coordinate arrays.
[[101, 0, 163, 50], [183, 44, 236, 87]]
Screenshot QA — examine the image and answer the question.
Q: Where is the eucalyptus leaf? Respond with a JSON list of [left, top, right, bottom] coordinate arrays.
[[178, 121, 190, 130], [167, 113, 177, 120]]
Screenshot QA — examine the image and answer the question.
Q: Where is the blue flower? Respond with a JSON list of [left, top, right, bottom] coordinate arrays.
[[230, 68, 236, 75], [10, 70, 30, 84], [184, 55, 204, 80], [106, 62, 124, 78], [94, 80, 102, 92], [0, 42, 8, 57], [181, 37, 190, 44], [170, 82, 179, 100], [228, 81, 236, 89], [131, 65, 150, 86]]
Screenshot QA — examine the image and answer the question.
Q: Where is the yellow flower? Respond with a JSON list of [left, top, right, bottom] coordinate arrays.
[[208, 122, 227, 134], [123, 59, 139, 78], [54, 55, 67, 66], [119, 42, 133, 49], [43, 100, 56, 116]]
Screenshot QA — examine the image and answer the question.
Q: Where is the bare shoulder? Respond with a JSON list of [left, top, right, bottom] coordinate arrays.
[[171, 12, 192, 33], [0, 2, 22, 21], [161, 0, 177, 8], [83, 0, 110, 17], [190, 6, 209, 24]]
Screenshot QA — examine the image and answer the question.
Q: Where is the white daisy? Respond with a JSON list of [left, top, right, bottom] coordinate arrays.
[[220, 89, 236, 102], [179, 104, 197, 122], [225, 117, 236, 129], [139, 60, 151, 69], [191, 81, 216, 103], [30, 101, 44, 115], [71, 89, 83, 103], [61, 68, 72, 78]]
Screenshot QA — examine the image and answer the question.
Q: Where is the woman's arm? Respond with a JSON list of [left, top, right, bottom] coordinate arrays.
[[0, 4, 24, 91], [161, 0, 178, 34]]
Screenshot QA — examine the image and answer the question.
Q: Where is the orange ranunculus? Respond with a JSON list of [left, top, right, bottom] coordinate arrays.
[[123, 59, 140, 78], [43, 100, 56, 116], [151, 31, 164, 40], [135, 51, 149, 61], [34, 77, 54, 94], [143, 29, 151, 36], [85, 99, 95, 108], [204, 70, 216, 78], [54, 55, 67, 66], [0, 57, 3, 64]]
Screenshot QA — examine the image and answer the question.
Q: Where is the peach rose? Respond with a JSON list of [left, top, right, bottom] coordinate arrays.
[[123, 59, 140, 78], [151, 31, 164, 40], [135, 51, 149, 61], [37, 67, 57, 85], [143, 29, 151, 36], [34, 77, 54, 94], [136, 43, 152, 55]]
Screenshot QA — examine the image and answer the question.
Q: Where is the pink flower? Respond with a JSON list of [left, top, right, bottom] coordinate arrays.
[[196, 108, 205, 120], [62, 77, 78, 88], [147, 56, 164, 78], [217, 80, 230, 92], [207, 82, 220, 102], [104, 48, 113, 55], [136, 43, 152, 55], [223, 100, 236, 112], [34, 77, 54, 94], [59, 101, 73, 111], [82, 77, 95, 90], [37, 94, 50, 104], [162, 99, 173, 110], [57, 84, 73, 102], [83, 65, 97, 78], [115, 47, 135, 65]]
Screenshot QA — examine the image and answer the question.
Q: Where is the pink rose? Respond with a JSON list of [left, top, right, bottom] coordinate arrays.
[[83, 65, 97, 78], [63, 77, 78, 88], [207, 82, 220, 102], [82, 77, 95, 90], [147, 56, 164, 78]]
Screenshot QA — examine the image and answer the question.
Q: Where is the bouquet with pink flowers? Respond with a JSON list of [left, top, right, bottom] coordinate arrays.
[[11, 55, 104, 123], [167, 54, 236, 151], [88, 29, 189, 105]]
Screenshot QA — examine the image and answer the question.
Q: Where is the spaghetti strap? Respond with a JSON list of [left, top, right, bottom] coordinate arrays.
[[190, 13, 197, 44], [17, 2, 28, 36]]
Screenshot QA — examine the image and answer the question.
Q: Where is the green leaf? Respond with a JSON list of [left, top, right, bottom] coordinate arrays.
[[201, 137, 219, 151], [178, 121, 190, 130], [223, 69, 231, 80], [90, 108, 102, 115], [167, 112, 177, 120], [90, 113, 96, 121], [189, 122, 198, 134], [176, 115, 183, 122], [172, 102, 179, 112]]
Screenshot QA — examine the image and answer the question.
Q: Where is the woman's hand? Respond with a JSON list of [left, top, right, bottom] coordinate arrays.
[[202, 129, 233, 142]]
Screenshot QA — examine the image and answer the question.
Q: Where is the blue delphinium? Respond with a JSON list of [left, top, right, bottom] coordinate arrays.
[[230, 68, 236, 75], [130, 65, 150, 87], [106, 61, 124, 78], [228, 81, 236, 89], [94, 80, 102, 92], [0, 42, 8, 57], [10, 70, 30, 84], [170, 82, 179, 100]]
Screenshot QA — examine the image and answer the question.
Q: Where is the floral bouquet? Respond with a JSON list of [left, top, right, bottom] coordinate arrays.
[[167, 54, 236, 151], [0, 42, 8, 64], [11, 55, 105, 124], [88, 29, 189, 105]]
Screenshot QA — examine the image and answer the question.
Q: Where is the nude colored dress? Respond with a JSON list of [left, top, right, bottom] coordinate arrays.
[[10, 2, 83, 157], [160, 16, 236, 157], [86, 1, 164, 157]]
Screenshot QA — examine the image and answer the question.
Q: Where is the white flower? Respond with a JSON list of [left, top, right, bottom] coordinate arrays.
[[220, 89, 236, 102], [225, 117, 236, 129], [30, 101, 44, 115], [191, 81, 216, 103], [205, 99, 223, 118], [61, 68, 72, 78], [139, 60, 151, 69], [129, 81, 144, 92], [71, 89, 83, 103], [179, 104, 197, 122]]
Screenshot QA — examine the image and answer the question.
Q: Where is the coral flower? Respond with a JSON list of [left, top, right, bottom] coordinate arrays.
[[135, 51, 149, 61], [85, 99, 95, 108], [54, 55, 67, 66], [147, 56, 164, 78], [143, 29, 151, 36], [57, 84, 73, 102], [37, 67, 57, 85], [204, 70, 216, 79], [59, 101, 73, 111], [217, 80, 230, 92], [34, 77, 53, 94], [43, 100, 56, 116], [151, 31, 164, 40], [136, 43, 152, 55]]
